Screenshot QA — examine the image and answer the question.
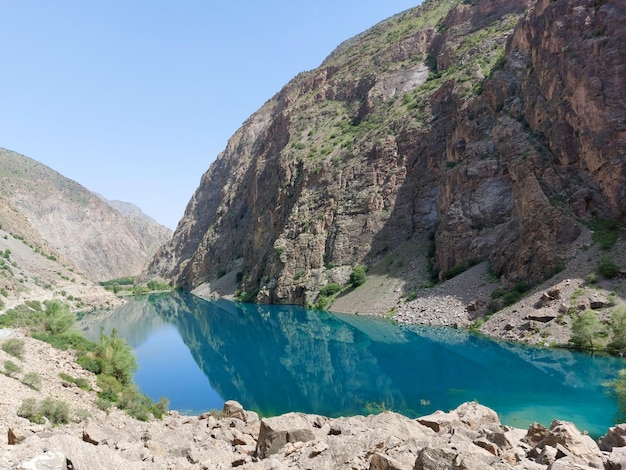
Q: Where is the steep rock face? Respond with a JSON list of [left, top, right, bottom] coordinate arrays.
[[147, 0, 625, 305], [0, 148, 172, 281]]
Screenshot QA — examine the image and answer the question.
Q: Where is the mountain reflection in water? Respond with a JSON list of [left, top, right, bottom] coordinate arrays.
[[81, 292, 624, 437]]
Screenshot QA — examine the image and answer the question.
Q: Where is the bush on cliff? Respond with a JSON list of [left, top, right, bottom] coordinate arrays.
[[349, 266, 367, 288]]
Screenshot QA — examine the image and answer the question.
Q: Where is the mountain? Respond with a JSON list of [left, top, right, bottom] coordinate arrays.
[[145, 0, 625, 308], [0, 147, 172, 282]]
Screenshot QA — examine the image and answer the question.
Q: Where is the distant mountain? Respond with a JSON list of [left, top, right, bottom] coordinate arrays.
[[0, 147, 172, 282], [145, 0, 625, 309], [101, 198, 172, 246]]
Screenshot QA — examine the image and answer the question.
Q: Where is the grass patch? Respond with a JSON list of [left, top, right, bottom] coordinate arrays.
[[1, 338, 25, 359]]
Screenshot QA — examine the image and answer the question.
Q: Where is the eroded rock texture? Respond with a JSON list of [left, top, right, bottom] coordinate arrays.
[[146, 0, 625, 305]]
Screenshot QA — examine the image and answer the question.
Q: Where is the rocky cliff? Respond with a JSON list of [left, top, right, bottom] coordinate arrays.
[[146, 0, 625, 306], [0, 148, 172, 282]]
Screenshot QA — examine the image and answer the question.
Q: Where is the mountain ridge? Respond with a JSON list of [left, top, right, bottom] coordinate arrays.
[[145, 0, 625, 314]]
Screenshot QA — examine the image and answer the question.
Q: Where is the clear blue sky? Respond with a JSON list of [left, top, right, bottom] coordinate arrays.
[[0, 1, 420, 230]]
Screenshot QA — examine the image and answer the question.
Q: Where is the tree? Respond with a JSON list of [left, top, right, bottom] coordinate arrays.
[[349, 266, 367, 288], [44, 300, 75, 335], [570, 310, 603, 350], [610, 307, 626, 352], [605, 369, 626, 421], [96, 329, 137, 385]]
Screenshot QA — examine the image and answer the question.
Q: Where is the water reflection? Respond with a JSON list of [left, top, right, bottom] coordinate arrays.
[[82, 292, 624, 436]]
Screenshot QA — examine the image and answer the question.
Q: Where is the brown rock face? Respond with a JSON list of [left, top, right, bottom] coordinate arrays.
[[0, 148, 172, 281], [146, 0, 625, 305]]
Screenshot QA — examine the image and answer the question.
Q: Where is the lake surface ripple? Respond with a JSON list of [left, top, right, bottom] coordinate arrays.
[[82, 292, 625, 437]]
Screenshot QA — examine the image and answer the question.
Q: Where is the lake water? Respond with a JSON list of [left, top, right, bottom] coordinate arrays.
[[81, 292, 625, 437]]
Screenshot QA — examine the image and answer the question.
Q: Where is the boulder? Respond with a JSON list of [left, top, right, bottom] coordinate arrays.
[[255, 413, 315, 459], [455, 401, 501, 431], [369, 452, 406, 470], [8, 427, 31, 445], [606, 445, 626, 470], [19, 451, 68, 470], [223, 400, 246, 421], [600, 424, 626, 451], [529, 420, 604, 469]]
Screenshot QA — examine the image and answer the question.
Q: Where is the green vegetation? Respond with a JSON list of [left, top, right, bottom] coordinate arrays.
[[59, 372, 91, 390], [605, 370, 626, 421], [99, 276, 171, 295], [18, 397, 71, 425], [489, 281, 532, 311], [598, 255, 620, 279], [320, 283, 342, 297], [569, 310, 603, 351], [44, 300, 75, 335], [1, 337, 25, 359], [315, 282, 344, 310], [22, 371, 43, 390], [349, 266, 367, 288], [609, 307, 626, 353], [590, 218, 622, 250], [0, 300, 167, 421], [4, 359, 21, 377]]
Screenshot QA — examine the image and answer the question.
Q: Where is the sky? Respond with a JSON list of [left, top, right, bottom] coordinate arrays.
[[0, 1, 421, 230]]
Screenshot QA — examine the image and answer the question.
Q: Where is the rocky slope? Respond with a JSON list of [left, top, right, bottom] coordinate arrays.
[[2, 328, 626, 469], [145, 0, 625, 312], [0, 224, 122, 313], [0, 147, 172, 283]]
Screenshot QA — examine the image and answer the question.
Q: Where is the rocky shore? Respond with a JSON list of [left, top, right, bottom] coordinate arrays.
[[2, 328, 626, 469]]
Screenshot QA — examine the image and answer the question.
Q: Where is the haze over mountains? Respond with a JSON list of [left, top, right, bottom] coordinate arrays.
[[0, 147, 171, 312]]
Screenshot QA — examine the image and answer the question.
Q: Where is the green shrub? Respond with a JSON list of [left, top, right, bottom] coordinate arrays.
[[74, 377, 91, 390], [598, 255, 620, 279], [4, 360, 21, 377], [444, 262, 466, 279], [44, 300, 75, 335], [1, 338, 25, 359], [17, 397, 70, 425], [590, 218, 621, 250], [95, 329, 137, 385], [94, 397, 112, 413], [77, 354, 103, 375], [39, 397, 70, 425], [17, 398, 44, 424], [58, 372, 91, 390], [22, 372, 42, 390], [610, 307, 626, 352], [349, 266, 367, 288], [570, 310, 603, 350], [320, 283, 342, 297]]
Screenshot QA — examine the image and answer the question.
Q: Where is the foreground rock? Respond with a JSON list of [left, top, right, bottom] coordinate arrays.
[[2, 399, 625, 469], [1, 329, 625, 469]]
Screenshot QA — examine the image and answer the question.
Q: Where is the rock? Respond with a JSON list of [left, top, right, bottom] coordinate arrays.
[[255, 413, 315, 459], [528, 313, 556, 323], [523, 422, 550, 447], [223, 400, 246, 421], [455, 401, 501, 431], [369, 452, 405, 470], [606, 446, 626, 470], [467, 299, 486, 313], [8, 427, 30, 445], [530, 420, 604, 469], [600, 424, 626, 451], [82, 424, 110, 446], [590, 299, 608, 310], [19, 451, 68, 470]]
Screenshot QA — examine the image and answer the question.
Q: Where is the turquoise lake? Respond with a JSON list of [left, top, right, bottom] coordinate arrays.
[[82, 292, 625, 437]]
